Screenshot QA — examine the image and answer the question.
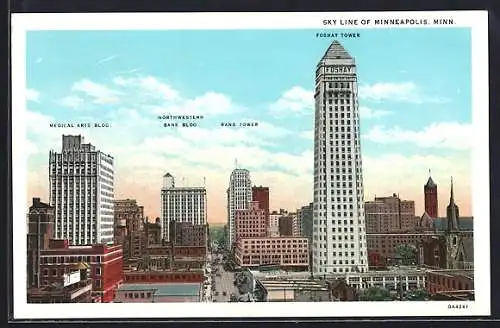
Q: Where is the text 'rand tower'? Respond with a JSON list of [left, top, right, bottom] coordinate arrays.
[[312, 40, 368, 274], [49, 135, 115, 245]]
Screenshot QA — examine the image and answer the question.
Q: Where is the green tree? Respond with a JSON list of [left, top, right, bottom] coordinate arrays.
[[359, 287, 392, 301], [395, 244, 417, 265], [407, 289, 430, 301]]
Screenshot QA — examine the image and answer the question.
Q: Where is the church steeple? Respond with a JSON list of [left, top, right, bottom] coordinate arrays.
[[446, 177, 460, 232]]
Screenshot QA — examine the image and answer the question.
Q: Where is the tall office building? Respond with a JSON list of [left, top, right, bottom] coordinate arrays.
[[226, 168, 252, 248], [49, 135, 114, 245], [365, 194, 416, 233], [312, 40, 368, 274], [160, 173, 207, 241]]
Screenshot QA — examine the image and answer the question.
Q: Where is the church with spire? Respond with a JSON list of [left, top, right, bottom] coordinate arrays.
[[418, 177, 471, 270]]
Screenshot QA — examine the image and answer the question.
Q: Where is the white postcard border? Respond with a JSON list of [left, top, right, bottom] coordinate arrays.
[[11, 11, 490, 318]]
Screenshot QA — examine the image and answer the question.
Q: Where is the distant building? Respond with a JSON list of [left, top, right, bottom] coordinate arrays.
[[235, 201, 267, 240], [278, 216, 294, 237], [234, 237, 309, 270], [252, 186, 270, 227], [114, 199, 146, 263], [144, 217, 162, 246], [39, 242, 123, 302], [169, 221, 208, 248], [27, 198, 55, 288], [28, 263, 93, 303], [227, 168, 252, 248], [49, 135, 114, 245], [365, 194, 417, 233], [160, 173, 207, 242], [424, 171, 439, 218], [268, 212, 281, 237], [298, 203, 313, 239]]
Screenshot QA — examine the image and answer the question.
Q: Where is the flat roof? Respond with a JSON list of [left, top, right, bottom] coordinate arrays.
[[117, 283, 201, 296], [428, 270, 474, 279]]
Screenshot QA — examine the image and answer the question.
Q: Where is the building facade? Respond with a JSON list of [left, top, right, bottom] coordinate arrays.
[[235, 201, 267, 240], [298, 203, 314, 239], [27, 198, 55, 288], [252, 186, 270, 227], [144, 218, 162, 246], [312, 40, 368, 274], [268, 212, 281, 237], [160, 173, 207, 242], [234, 237, 309, 270], [424, 173, 439, 218], [278, 216, 294, 237], [169, 221, 208, 247], [365, 194, 417, 233], [39, 242, 123, 302], [227, 168, 252, 248], [49, 135, 114, 245], [426, 270, 474, 295], [114, 199, 146, 263]]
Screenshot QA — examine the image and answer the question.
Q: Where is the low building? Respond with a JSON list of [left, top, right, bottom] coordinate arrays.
[[39, 241, 123, 302], [234, 237, 309, 270], [144, 218, 162, 246], [124, 270, 204, 284], [115, 282, 201, 303], [426, 269, 474, 296], [256, 278, 330, 302], [28, 264, 93, 303], [169, 221, 208, 248]]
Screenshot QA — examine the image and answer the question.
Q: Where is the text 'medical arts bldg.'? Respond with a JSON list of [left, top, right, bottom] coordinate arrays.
[[312, 41, 368, 274], [49, 135, 115, 245]]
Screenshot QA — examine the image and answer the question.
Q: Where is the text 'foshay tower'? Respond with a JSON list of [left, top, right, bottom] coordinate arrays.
[[312, 40, 368, 274]]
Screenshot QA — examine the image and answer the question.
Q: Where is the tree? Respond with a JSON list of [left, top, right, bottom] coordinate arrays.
[[395, 244, 418, 265], [359, 287, 392, 301], [407, 288, 430, 301]]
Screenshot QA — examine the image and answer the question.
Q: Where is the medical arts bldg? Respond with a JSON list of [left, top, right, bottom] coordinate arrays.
[[312, 41, 368, 274]]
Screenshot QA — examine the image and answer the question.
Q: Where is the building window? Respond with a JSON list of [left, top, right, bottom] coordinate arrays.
[[96, 279, 101, 288], [95, 267, 101, 276]]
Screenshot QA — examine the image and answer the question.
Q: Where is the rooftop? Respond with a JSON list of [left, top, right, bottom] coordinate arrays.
[[117, 283, 201, 297], [322, 40, 353, 60], [428, 270, 474, 280]]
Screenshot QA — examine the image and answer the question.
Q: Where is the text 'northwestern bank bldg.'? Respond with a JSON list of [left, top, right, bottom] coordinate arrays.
[[312, 41, 368, 274]]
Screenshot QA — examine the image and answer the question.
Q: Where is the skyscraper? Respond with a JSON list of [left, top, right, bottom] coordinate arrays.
[[160, 172, 207, 242], [227, 168, 252, 248], [424, 171, 438, 218], [49, 135, 114, 245], [312, 40, 368, 274]]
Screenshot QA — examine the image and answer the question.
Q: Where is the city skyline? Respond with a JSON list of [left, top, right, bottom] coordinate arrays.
[[25, 28, 473, 224]]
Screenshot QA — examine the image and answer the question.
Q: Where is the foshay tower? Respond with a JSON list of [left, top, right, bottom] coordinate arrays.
[[312, 40, 368, 274]]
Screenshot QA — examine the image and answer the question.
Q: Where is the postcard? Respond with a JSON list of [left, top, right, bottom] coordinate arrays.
[[11, 11, 489, 319]]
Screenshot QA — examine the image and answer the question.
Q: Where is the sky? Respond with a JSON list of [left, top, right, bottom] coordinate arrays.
[[25, 28, 473, 224]]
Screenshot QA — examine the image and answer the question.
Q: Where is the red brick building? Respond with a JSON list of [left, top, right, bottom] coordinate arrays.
[[234, 237, 309, 270], [124, 270, 204, 284], [426, 270, 474, 295], [424, 173, 439, 219], [365, 194, 417, 233], [366, 232, 439, 260], [27, 197, 55, 288], [39, 242, 123, 302], [252, 186, 270, 226], [235, 201, 267, 239]]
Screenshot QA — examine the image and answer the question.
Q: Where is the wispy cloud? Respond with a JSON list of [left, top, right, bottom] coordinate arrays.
[[59, 95, 85, 109], [114, 67, 143, 75], [72, 79, 122, 104], [96, 55, 118, 65], [359, 106, 392, 119], [362, 122, 472, 150], [359, 82, 449, 104], [26, 88, 40, 103], [269, 86, 314, 116]]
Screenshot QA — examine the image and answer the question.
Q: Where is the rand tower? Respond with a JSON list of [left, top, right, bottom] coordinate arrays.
[[312, 40, 368, 274]]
